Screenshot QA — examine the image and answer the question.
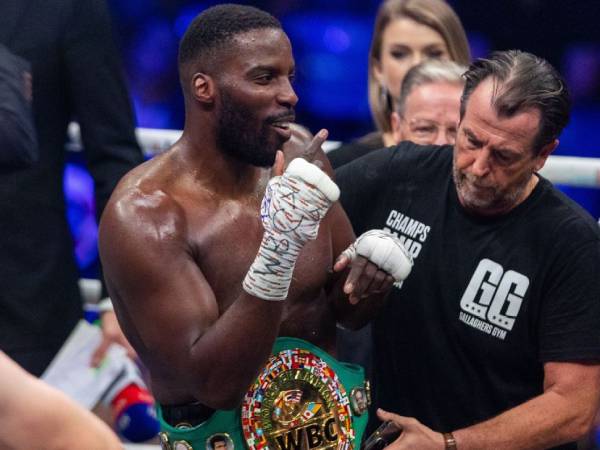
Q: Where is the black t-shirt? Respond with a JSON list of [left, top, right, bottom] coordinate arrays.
[[336, 142, 600, 449]]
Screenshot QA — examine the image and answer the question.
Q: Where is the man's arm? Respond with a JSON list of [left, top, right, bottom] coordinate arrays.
[[379, 360, 600, 450], [281, 129, 398, 324], [99, 144, 337, 409], [321, 148, 409, 329], [326, 204, 399, 329], [282, 129, 388, 324], [0, 352, 122, 450], [99, 186, 285, 410]]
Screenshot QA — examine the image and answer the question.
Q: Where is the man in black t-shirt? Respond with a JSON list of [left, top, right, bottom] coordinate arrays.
[[336, 50, 600, 450]]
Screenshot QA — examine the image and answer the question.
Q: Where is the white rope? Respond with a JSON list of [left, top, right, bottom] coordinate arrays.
[[538, 155, 600, 188], [67, 123, 600, 188]]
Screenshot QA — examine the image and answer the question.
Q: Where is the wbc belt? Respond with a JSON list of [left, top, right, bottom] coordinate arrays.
[[158, 337, 370, 450]]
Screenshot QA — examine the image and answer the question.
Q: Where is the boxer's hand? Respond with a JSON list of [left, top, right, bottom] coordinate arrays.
[[261, 157, 339, 242], [244, 156, 340, 301], [294, 128, 328, 167], [334, 230, 413, 304], [271, 149, 285, 177], [376, 409, 445, 450], [273, 128, 328, 177]]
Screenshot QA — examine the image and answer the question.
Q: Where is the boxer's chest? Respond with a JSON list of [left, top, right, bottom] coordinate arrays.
[[187, 198, 334, 317]]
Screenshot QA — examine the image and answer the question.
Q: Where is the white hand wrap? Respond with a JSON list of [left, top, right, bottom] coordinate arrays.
[[341, 229, 413, 281], [243, 158, 340, 301]]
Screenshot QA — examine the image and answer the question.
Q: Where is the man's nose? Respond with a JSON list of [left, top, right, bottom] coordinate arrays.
[[434, 127, 457, 146], [470, 149, 491, 176], [413, 53, 424, 66], [433, 129, 448, 146], [278, 79, 298, 107]]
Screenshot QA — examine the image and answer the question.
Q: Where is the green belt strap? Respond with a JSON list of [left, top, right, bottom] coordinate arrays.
[[158, 336, 368, 450]]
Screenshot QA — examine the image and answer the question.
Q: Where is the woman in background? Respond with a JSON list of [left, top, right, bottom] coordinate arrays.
[[328, 0, 470, 168]]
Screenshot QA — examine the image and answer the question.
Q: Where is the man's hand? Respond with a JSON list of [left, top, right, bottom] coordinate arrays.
[[333, 230, 413, 304], [244, 151, 340, 301], [91, 310, 137, 367], [377, 409, 445, 450], [273, 128, 329, 177], [280, 124, 319, 165]]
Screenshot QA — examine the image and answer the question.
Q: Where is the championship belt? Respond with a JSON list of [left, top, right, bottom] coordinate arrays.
[[158, 338, 370, 450]]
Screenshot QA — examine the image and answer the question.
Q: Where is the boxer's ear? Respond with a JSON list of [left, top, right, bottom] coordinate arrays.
[[191, 72, 215, 104]]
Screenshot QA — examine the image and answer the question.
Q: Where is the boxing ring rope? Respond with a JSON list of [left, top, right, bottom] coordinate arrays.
[[68, 123, 600, 188], [133, 128, 600, 188]]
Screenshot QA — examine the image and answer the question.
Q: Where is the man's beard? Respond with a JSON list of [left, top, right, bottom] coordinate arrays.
[[216, 90, 292, 168], [452, 158, 531, 216]]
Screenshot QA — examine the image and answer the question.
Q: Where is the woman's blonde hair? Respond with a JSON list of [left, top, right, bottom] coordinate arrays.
[[368, 0, 471, 133]]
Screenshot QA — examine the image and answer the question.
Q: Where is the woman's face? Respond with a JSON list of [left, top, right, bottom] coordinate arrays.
[[374, 17, 450, 99]]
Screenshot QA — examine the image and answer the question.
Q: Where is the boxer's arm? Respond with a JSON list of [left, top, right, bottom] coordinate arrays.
[[328, 227, 410, 329], [300, 145, 404, 328], [99, 194, 284, 410], [0, 352, 122, 450], [378, 361, 600, 450], [317, 178, 395, 327], [99, 144, 337, 409]]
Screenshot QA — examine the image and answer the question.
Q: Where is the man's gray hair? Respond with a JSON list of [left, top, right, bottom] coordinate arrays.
[[395, 60, 467, 116]]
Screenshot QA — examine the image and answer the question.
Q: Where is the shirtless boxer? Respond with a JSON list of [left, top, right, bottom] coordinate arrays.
[[98, 5, 411, 450]]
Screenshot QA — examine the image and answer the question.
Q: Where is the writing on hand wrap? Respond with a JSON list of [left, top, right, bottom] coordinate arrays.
[[244, 159, 338, 301]]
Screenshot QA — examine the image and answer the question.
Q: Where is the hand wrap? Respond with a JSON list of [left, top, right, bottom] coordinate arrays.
[[243, 158, 340, 300], [341, 229, 413, 282]]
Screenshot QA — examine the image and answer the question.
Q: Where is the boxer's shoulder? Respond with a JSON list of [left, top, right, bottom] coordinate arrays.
[[100, 186, 187, 254], [108, 151, 218, 224], [101, 159, 192, 246]]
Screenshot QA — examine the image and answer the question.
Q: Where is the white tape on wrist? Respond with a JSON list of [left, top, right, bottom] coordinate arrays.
[[342, 229, 413, 281], [286, 158, 340, 202], [243, 159, 339, 301]]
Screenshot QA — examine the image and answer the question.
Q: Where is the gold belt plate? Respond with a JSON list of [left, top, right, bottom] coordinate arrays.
[[241, 348, 354, 450]]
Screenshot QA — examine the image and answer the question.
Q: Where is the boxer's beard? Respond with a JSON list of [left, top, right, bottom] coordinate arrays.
[[217, 90, 289, 167]]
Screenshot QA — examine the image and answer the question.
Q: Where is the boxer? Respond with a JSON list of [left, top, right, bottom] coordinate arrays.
[[99, 5, 412, 450]]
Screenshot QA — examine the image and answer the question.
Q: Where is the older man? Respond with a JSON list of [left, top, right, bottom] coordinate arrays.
[[337, 50, 600, 450], [336, 60, 466, 371], [391, 60, 466, 146]]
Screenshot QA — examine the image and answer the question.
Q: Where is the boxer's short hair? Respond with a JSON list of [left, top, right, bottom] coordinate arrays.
[[178, 4, 281, 73]]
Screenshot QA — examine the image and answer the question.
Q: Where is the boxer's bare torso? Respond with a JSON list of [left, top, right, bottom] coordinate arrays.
[[99, 24, 396, 411], [100, 141, 349, 405]]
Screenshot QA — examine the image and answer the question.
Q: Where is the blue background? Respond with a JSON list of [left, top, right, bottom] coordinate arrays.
[[67, 0, 600, 275]]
